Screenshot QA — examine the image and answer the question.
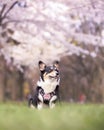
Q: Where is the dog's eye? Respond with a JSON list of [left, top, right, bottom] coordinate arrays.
[[45, 67, 52, 73], [54, 68, 58, 71]]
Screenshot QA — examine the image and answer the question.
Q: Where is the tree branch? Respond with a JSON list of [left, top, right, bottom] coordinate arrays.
[[0, 4, 7, 25], [0, 4, 6, 17], [2, 1, 19, 20]]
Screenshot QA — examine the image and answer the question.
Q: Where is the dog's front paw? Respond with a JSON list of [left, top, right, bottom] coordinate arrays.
[[37, 102, 43, 110], [30, 104, 35, 109], [49, 102, 55, 109]]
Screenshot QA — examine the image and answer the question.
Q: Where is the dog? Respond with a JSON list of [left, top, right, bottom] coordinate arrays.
[[28, 60, 60, 109]]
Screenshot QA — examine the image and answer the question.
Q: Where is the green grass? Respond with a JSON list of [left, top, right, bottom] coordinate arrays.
[[0, 102, 104, 130]]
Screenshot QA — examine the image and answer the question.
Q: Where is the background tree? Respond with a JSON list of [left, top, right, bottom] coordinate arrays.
[[0, 0, 104, 101]]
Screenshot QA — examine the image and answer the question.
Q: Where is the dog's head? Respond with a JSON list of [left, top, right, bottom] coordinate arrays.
[[38, 61, 60, 82]]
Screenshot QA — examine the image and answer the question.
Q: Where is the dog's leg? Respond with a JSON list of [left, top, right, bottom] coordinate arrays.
[[37, 93, 43, 110], [38, 93, 43, 102], [37, 102, 43, 110], [28, 95, 35, 109], [50, 102, 55, 109], [49, 95, 57, 109], [30, 104, 35, 109]]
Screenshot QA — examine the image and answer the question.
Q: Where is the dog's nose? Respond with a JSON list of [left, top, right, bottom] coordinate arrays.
[[56, 72, 59, 75]]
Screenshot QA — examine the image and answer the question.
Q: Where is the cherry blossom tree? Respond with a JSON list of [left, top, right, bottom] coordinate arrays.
[[0, 0, 104, 70]]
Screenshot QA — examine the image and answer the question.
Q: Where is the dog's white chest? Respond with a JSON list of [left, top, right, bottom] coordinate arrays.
[[37, 79, 59, 93]]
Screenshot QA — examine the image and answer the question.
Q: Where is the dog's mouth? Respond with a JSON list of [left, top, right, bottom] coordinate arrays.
[[49, 75, 59, 79]]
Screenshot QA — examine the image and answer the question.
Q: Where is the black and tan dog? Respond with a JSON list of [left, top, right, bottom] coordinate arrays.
[[28, 61, 60, 109]]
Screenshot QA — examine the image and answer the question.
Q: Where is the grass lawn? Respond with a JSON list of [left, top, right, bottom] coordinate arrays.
[[0, 102, 104, 130]]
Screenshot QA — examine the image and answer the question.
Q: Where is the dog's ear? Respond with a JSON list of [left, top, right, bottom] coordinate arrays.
[[38, 61, 46, 71], [53, 61, 59, 69]]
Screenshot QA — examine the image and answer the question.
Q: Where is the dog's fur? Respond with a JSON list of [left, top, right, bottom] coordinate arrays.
[[28, 61, 60, 109]]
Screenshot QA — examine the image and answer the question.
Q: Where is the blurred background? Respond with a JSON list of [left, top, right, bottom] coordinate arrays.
[[0, 0, 104, 103]]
